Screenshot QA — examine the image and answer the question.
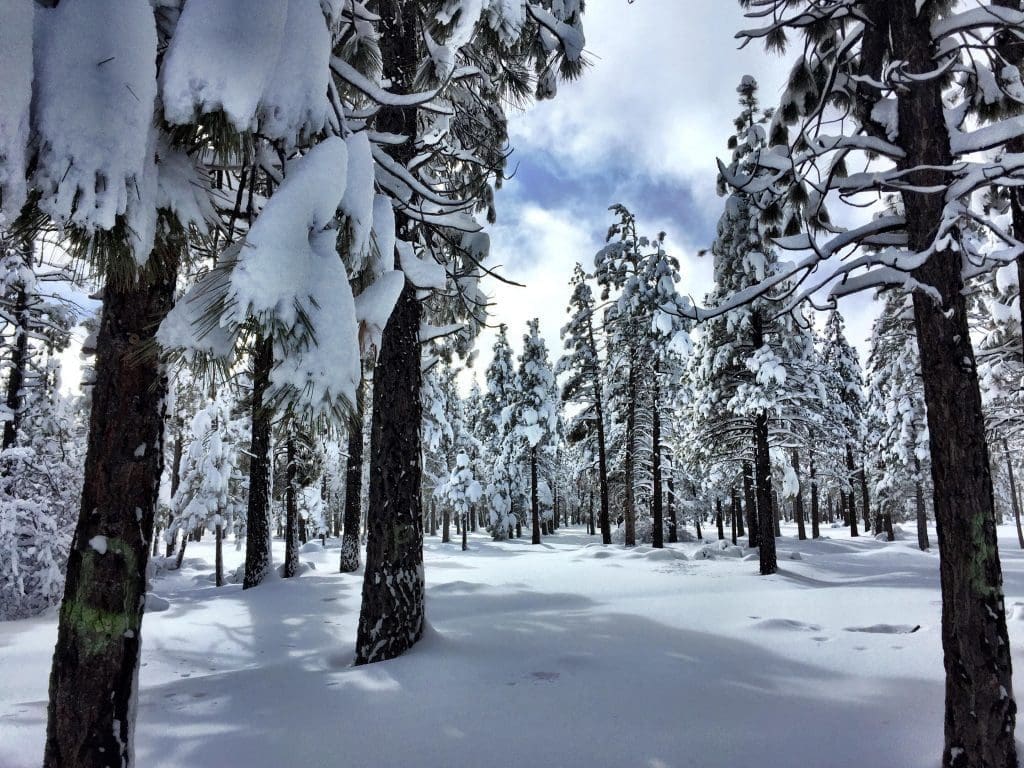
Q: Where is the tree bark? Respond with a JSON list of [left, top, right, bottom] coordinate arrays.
[[651, 370, 664, 548], [716, 496, 725, 540], [3, 241, 31, 451], [243, 334, 273, 589], [743, 460, 757, 548], [442, 507, 451, 544], [283, 432, 299, 578], [531, 446, 541, 545], [590, 328, 612, 544], [215, 523, 224, 587], [810, 453, 820, 539], [623, 349, 638, 547], [461, 511, 467, 551], [890, 3, 1017, 764], [792, 448, 806, 541], [44, 239, 178, 768], [845, 444, 859, 538], [354, 0, 425, 666], [667, 476, 678, 543], [339, 411, 363, 572]]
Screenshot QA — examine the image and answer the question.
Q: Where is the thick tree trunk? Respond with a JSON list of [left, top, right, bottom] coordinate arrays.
[[44, 241, 178, 768], [340, 411, 364, 571], [284, 433, 299, 578], [743, 460, 757, 548], [442, 507, 451, 543], [792, 448, 806, 541], [354, 0, 426, 665], [651, 373, 664, 548], [890, 3, 1017, 764], [243, 334, 273, 589]]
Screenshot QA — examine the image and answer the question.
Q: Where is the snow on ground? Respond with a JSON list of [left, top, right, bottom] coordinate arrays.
[[4, 523, 1024, 767]]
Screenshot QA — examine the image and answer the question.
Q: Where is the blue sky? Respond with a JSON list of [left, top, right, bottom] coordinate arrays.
[[471, 0, 880, 379]]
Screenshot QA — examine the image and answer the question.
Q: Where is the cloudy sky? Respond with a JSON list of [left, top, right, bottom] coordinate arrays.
[[471, 0, 879, 380]]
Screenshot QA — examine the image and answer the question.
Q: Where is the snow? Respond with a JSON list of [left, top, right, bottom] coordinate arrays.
[[4, 521, 1012, 768], [32, 0, 158, 257], [222, 137, 361, 416], [87, 536, 107, 555], [398, 242, 447, 290], [0, 0, 33, 226], [161, 0, 287, 132]]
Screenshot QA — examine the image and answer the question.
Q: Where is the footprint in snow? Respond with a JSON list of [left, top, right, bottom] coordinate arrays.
[[752, 618, 823, 632], [844, 624, 920, 634]]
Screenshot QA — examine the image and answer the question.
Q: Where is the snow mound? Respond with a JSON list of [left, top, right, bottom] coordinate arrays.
[[645, 548, 688, 562], [844, 624, 920, 635], [753, 618, 822, 632], [146, 594, 171, 613], [1010, 603, 1024, 622], [789, 551, 803, 561], [300, 542, 324, 554]]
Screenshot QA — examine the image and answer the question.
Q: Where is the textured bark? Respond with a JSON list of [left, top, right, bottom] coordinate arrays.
[[915, 463, 930, 551], [792, 448, 806, 541], [339, 413, 364, 572], [353, 0, 426, 665], [283, 433, 299, 578], [651, 371, 664, 548], [44, 241, 178, 768], [243, 335, 273, 589], [715, 497, 725, 540], [890, 3, 1017, 764], [442, 508, 451, 544]]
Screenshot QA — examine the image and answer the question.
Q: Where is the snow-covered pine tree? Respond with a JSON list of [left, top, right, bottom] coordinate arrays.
[[513, 319, 560, 545], [865, 291, 932, 550], [481, 325, 522, 539], [559, 263, 612, 543], [729, 2, 1023, 761]]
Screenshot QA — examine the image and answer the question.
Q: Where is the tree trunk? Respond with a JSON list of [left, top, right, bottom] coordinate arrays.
[[531, 446, 541, 545], [743, 460, 757, 548], [667, 476, 678, 543], [284, 432, 299, 578], [354, 0, 426, 667], [590, 321, 612, 544], [730, 488, 738, 545], [858, 465, 873, 535], [44, 239, 178, 768], [3, 240, 31, 451], [753, 369, 776, 573], [810, 454, 820, 539], [651, 372, 664, 549], [623, 350, 638, 547], [845, 444, 859, 538], [164, 418, 185, 558], [215, 523, 224, 587], [1004, 438, 1024, 551], [792, 448, 806, 541], [339, 412, 363, 573], [442, 508, 450, 543], [890, 3, 1017, 763], [461, 511, 467, 551], [243, 335, 273, 589], [716, 496, 725, 540]]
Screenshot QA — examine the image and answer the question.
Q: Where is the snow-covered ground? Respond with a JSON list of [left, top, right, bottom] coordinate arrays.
[[3, 523, 1024, 768]]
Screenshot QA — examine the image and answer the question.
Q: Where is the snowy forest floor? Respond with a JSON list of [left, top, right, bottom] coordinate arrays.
[[4, 524, 1024, 768]]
